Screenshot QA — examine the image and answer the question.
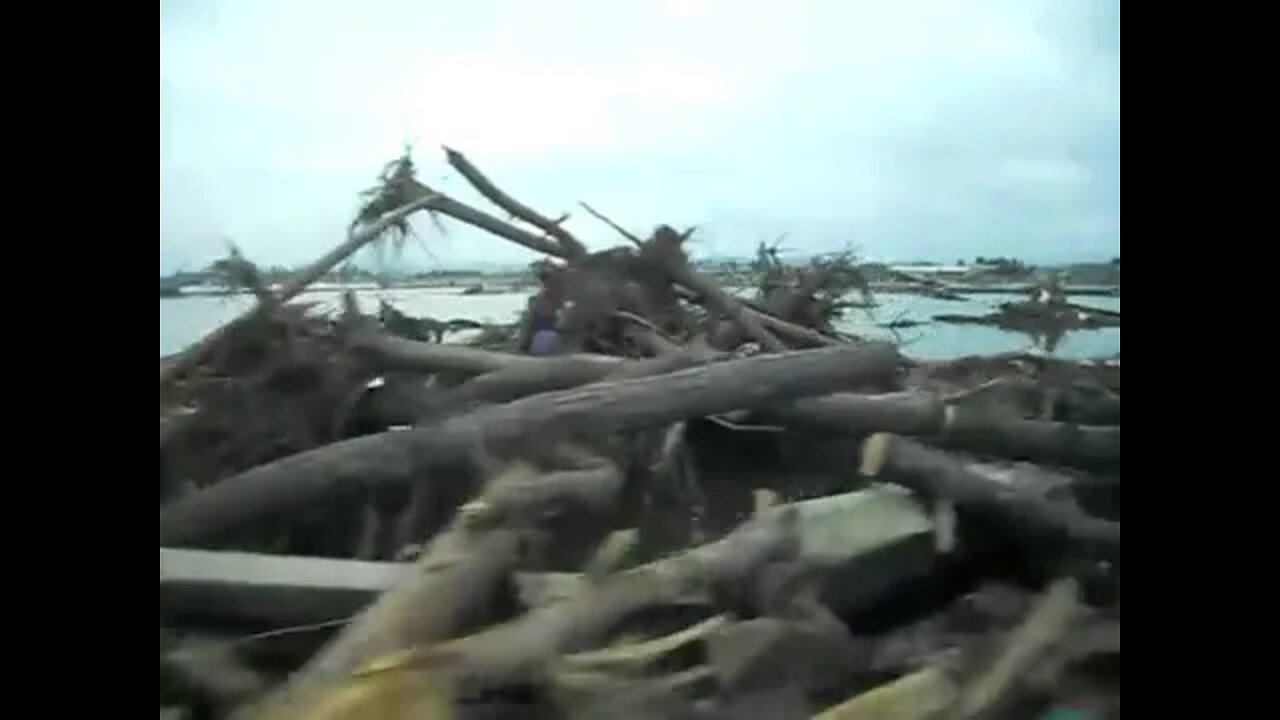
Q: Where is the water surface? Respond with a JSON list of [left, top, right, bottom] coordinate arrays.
[[160, 288, 1120, 360]]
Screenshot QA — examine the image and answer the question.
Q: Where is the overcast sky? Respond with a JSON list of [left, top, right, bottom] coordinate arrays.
[[159, 0, 1119, 273]]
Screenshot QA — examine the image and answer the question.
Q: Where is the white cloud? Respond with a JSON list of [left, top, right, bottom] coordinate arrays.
[[392, 49, 744, 160], [160, 0, 1120, 268]]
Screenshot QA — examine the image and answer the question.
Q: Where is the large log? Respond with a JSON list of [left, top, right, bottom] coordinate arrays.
[[159, 343, 902, 545], [351, 326, 716, 423], [347, 329, 622, 376], [768, 392, 1120, 471], [420, 347, 714, 418], [861, 435, 1120, 549], [937, 408, 1119, 471]]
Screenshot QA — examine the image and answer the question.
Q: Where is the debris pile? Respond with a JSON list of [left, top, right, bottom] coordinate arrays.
[[159, 149, 1120, 719], [933, 275, 1122, 353]]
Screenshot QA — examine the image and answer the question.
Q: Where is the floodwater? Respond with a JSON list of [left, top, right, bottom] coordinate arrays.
[[159, 287, 1120, 360]]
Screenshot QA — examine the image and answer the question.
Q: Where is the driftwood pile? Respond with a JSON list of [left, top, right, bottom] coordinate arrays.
[[159, 149, 1120, 720]]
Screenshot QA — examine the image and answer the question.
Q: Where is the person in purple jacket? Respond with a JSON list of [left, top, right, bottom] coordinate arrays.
[[520, 262, 566, 356]]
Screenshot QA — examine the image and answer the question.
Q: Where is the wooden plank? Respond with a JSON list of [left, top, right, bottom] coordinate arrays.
[[160, 548, 403, 626]]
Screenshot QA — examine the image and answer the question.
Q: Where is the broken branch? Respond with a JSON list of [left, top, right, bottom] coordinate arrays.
[[445, 147, 588, 260], [579, 201, 644, 247]]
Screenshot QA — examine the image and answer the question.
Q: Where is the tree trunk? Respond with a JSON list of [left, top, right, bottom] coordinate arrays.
[[768, 393, 1120, 471], [860, 435, 1119, 549], [936, 407, 1120, 471], [347, 329, 593, 375], [421, 351, 712, 418]]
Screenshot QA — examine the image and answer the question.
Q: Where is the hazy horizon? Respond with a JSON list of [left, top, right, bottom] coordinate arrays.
[[160, 1, 1119, 275], [159, 252, 1118, 278]]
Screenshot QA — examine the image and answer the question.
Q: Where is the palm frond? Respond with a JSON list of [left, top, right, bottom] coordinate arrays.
[[209, 241, 271, 300], [353, 147, 420, 245], [351, 146, 445, 268]]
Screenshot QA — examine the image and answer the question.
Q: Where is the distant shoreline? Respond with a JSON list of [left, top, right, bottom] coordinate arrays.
[[160, 280, 1119, 299]]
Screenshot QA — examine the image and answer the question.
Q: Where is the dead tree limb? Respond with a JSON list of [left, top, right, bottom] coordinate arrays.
[[675, 283, 840, 348], [630, 325, 689, 358], [394, 177, 571, 258], [861, 434, 1120, 549], [754, 310, 843, 347], [346, 328, 543, 375], [668, 262, 788, 352], [159, 192, 444, 386], [159, 343, 902, 545], [580, 202, 644, 247], [708, 258, 849, 350], [445, 147, 588, 261], [613, 311, 685, 356], [643, 225, 787, 352]]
